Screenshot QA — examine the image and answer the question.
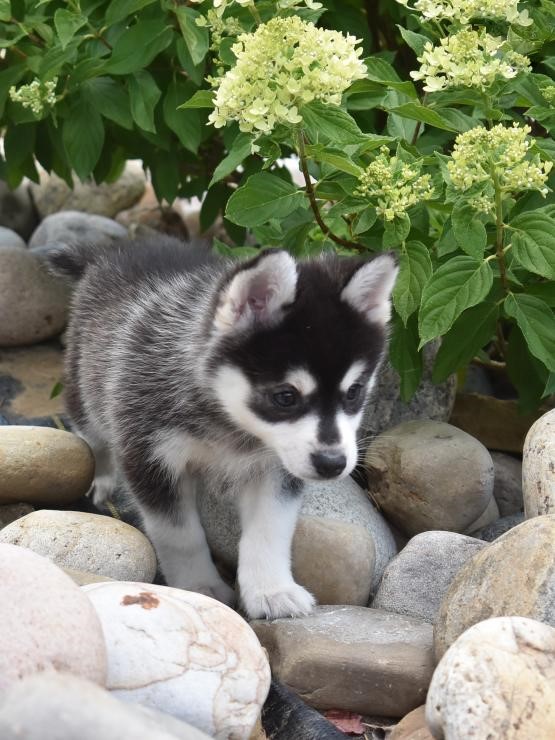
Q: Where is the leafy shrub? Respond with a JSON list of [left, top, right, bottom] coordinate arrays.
[[1, 0, 554, 409]]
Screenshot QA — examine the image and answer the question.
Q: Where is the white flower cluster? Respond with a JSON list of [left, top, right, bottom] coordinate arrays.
[[410, 28, 530, 92], [9, 78, 57, 116], [448, 124, 553, 211], [396, 0, 530, 26], [355, 147, 435, 221], [191, 0, 321, 18], [208, 16, 366, 134]]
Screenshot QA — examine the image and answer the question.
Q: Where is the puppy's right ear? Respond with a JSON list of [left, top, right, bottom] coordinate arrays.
[[214, 249, 297, 333]]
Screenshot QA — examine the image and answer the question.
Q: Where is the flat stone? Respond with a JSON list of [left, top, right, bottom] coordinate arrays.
[[390, 706, 433, 740], [252, 606, 434, 718], [472, 512, 525, 541], [0, 226, 26, 250], [84, 581, 271, 739], [29, 210, 127, 250], [0, 180, 38, 240], [435, 514, 555, 659], [0, 502, 34, 529], [365, 421, 495, 537], [30, 164, 146, 219], [0, 426, 94, 505], [0, 672, 212, 740], [426, 617, 555, 739], [0, 510, 157, 582], [491, 451, 523, 517], [0, 247, 69, 346], [372, 531, 485, 623], [0, 543, 106, 691], [523, 408, 555, 517]]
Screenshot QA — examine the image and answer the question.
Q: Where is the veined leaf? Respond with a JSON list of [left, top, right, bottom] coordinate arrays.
[[62, 96, 104, 179], [301, 102, 367, 145], [504, 293, 555, 371], [387, 102, 458, 132], [53, 9, 86, 50], [304, 145, 363, 176], [452, 199, 488, 258], [83, 77, 132, 130], [393, 240, 433, 325], [105, 20, 173, 75], [178, 90, 214, 109], [174, 7, 209, 66], [510, 212, 555, 279], [210, 133, 254, 187], [105, 0, 156, 26], [225, 173, 307, 227], [163, 80, 201, 154], [389, 313, 423, 402], [128, 71, 161, 133]]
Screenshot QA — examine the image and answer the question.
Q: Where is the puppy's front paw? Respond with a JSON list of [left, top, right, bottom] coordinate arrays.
[[241, 582, 316, 620]]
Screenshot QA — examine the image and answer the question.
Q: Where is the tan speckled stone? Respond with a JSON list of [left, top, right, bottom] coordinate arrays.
[[390, 706, 433, 740], [523, 408, 555, 518], [0, 543, 107, 691], [0, 426, 94, 505]]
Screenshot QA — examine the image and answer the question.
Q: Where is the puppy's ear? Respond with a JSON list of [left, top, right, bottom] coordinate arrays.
[[214, 249, 297, 333], [341, 253, 398, 326]]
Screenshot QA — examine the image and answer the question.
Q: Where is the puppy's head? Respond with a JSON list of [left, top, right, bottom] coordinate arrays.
[[209, 249, 398, 480]]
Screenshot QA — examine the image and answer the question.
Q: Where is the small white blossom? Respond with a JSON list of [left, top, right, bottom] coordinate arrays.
[[447, 124, 553, 211], [411, 28, 530, 92], [355, 147, 435, 220], [9, 78, 57, 116], [208, 16, 366, 134], [396, 0, 531, 26]]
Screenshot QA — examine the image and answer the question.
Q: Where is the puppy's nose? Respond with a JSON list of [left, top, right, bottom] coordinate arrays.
[[311, 451, 346, 479]]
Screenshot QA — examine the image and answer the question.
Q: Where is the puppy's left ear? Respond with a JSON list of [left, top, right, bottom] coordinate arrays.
[[341, 254, 398, 326]]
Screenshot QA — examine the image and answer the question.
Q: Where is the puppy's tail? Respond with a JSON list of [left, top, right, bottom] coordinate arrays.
[[46, 243, 102, 280]]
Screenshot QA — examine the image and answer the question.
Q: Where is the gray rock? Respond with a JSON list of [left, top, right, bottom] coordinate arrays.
[[0, 248, 70, 346], [462, 494, 499, 535], [30, 164, 146, 219], [252, 605, 434, 718], [491, 451, 523, 516], [365, 421, 496, 537], [0, 503, 34, 529], [360, 341, 456, 444], [472, 512, 525, 541], [0, 181, 38, 240], [0, 226, 26, 250], [0, 672, 212, 739], [523, 408, 555, 518], [29, 210, 127, 250], [372, 531, 486, 623]]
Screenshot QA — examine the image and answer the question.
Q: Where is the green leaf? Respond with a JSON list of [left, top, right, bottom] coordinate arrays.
[[301, 102, 366, 144], [452, 200, 488, 258], [397, 26, 429, 56], [62, 96, 104, 180], [53, 9, 87, 50], [504, 293, 555, 371], [304, 145, 363, 176], [105, 20, 173, 75], [49, 380, 64, 400], [83, 77, 132, 130], [437, 219, 458, 257], [544, 372, 555, 397], [419, 257, 494, 345], [388, 102, 458, 132], [433, 302, 498, 383], [163, 80, 201, 154], [0, 0, 10, 22], [506, 326, 549, 412], [364, 57, 401, 83], [352, 206, 377, 235], [105, 0, 156, 26], [389, 313, 423, 402], [210, 133, 254, 187], [174, 7, 209, 66], [128, 71, 161, 133], [510, 212, 555, 279], [176, 38, 205, 87], [178, 89, 214, 109], [226, 173, 307, 227], [150, 150, 179, 203], [526, 282, 555, 307], [383, 214, 410, 248], [393, 240, 433, 325]]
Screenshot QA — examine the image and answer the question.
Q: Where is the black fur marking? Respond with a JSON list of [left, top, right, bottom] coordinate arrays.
[[262, 680, 345, 739]]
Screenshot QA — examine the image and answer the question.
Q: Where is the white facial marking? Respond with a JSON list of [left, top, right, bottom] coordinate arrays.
[[284, 368, 317, 396], [340, 360, 368, 393]]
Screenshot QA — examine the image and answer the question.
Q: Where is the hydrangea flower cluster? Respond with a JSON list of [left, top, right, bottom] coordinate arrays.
[[355, 147, 435, 221], [192, 0, 321, 18], [396, 0, 530, 26], [410, 28, 530, 92], [9, 78, 57, 116], [208, 16, 366, 133], [447, 124, 553, 212]]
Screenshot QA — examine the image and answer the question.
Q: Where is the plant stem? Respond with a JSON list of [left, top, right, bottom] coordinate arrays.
[[249, 2, 262, 25], [294, 129, 366, 253], [491, 165, 509, 358]]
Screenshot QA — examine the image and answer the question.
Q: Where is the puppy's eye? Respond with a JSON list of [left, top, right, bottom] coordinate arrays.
[[346, 383, 363, 402], [272, 388, 299, 408]]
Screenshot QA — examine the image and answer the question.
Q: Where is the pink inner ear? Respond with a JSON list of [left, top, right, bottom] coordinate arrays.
[[246, 277, 274, 313]]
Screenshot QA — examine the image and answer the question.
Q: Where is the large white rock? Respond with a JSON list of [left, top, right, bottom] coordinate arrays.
[[523, 408, 555, 518], [83, 581, 271, 740], [426, 617, 555, 739], [0, 544, 106, 691]]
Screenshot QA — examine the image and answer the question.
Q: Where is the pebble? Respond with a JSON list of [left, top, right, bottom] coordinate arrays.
[[472, 511, 524, 541], [365, 421, 496, 537], [523, 407, 555, 517], [0, 225, 26, 250], [434, 514, 555, 659], [252, 605, 434, 718], [0, 543, 106, 690], [390, 706, 433, 740], [491, 451, 523, 516], [426, 617, 555, 740], [84, 581, 271, 739], [28, 210, 127, 250], [30, 164, 146, 219], [0, 180, 38, 240], [0, 426, 94, 505], [0, 672, 212, 740], [0, 510, 157, 582], [372, 531, 485, 623], [0, 247, 70, 346], [0, 502, 34, 529]]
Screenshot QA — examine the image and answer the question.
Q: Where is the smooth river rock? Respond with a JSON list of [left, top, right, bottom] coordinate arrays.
[[0, 225, 26, 250], [491, 451, 523, 516], [252, 606, 434, 718], [0, 544, 106, 691], [0, 426, 94, 504], [29, 210, 127, 250], [0, 510, 157, 582], [523, 408, 555, 517], [84, 581, 271, 739], [390, 706, 433, 740], [365, 421, 496, 537], [434, 514, 555, 659], [426, 617, 555, 739]]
